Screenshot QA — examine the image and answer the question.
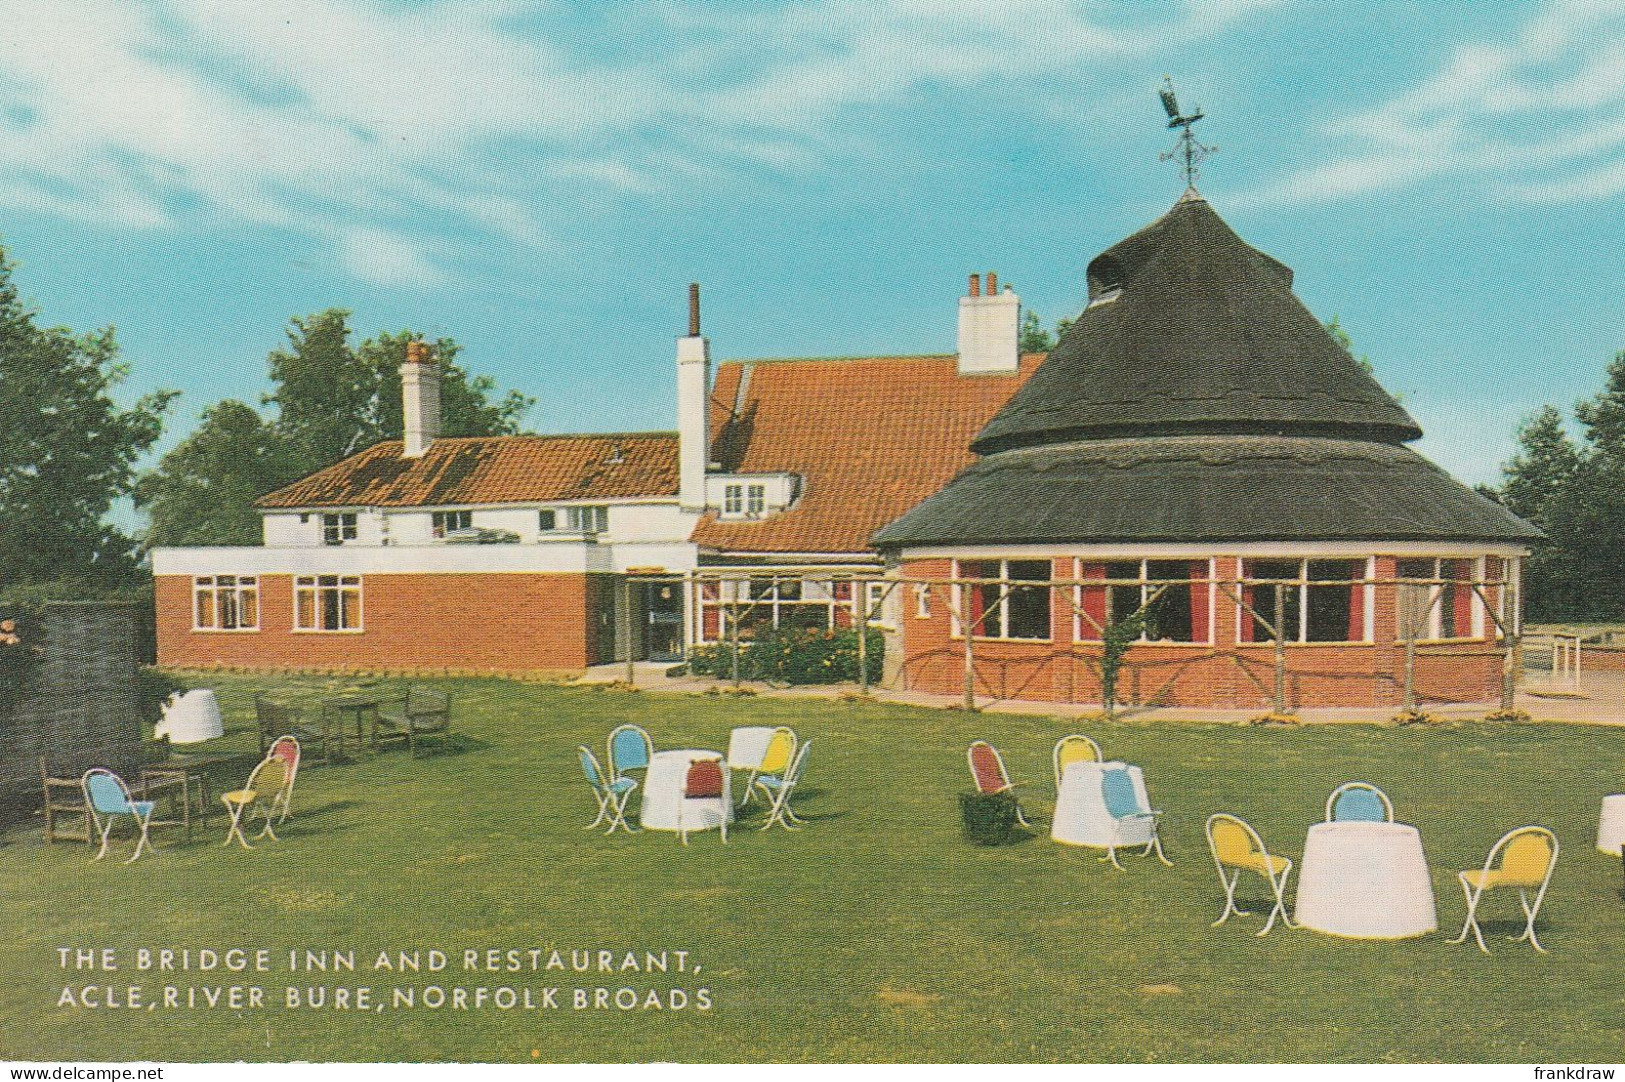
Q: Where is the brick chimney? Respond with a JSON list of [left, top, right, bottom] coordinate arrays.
[[677, 284, 710, 511], [401, 339, 441, 458], [957, 270, 1020, 375]]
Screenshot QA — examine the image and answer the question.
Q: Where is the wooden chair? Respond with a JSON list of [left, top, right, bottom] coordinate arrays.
[[256, 695, 330, 766], [372, 687, 451, 757], [41, 757, 91, 845]]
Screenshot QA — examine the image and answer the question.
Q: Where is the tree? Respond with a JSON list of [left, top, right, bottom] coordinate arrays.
[[0, 246, 174, 594], [140, 310, 533, 548], [1495, 406, 1592, 621], [1018, 310, 1053, 353], [135, 400, 293, 547]]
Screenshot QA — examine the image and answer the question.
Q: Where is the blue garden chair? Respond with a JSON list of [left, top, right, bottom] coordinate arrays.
[[81, 769, 157, 863], [579, 746, 638, 834], [1325, 782, 1394, 823], [607, 724, 653, 782], [1099, 766, 1172, 870]]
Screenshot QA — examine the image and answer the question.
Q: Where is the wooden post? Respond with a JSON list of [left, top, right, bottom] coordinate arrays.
[[963, 626, 976, 712], [1273, 584, 1286, 715], [855, 577, 869, 695], [1403, 605, 1418, 714], [729, 585, 741, 688], [623, 578, 637, 686]]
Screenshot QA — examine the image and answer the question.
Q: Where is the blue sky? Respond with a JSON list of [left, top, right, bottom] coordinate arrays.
[[2, 0, 1623, 496]]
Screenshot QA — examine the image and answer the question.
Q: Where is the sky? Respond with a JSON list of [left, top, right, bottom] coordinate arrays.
[[2, 0, 1623, 501]]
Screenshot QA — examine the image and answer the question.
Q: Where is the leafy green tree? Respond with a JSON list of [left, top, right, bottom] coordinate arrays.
[[356, 330, 532, 445], [135, 400, 294, 547], [263, 309, 374, 472], [1495, 406, 1592, 620], [0, 247, 174, 594], [1018, 310, 1053, 353]]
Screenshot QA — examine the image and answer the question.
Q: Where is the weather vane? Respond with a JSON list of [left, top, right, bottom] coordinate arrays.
[[1158, 76, 1217, 187]]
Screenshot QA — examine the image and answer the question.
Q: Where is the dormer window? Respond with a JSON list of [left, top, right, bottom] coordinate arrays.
[[722, 482, 767, 518], [723, 484, 743, 516], [746, 484, 765, 515], [1086, 255, 1123, 307]]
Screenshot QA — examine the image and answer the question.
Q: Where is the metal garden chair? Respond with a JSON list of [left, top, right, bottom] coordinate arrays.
[[1325, 781, 1394, 823], [1053, 734, 1103, 792], [1205, 813, 1295, 936], [81, 769, 158, 863], [1448, 826, 1558, 954], [220, 756, 288, 850], [1099, 765, 1172, 870], [739, 726, 796, 808], [967, 740, 1032, 828], [266, 736, 301, 824], [577, 745, 637, 834], [679, 758, 728, 846], [756, 740, 813, 832], [607, 724, 653, 782]]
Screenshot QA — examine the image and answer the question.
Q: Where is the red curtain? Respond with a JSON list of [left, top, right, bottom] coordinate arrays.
[[1347, 562, 1367, 641], [1078, 562, 1107, 642], [701, 581, 721, 640], [1188, 560, 1209, 643], [1452, 559, 1475, 636], [962, 561, 993, 636]]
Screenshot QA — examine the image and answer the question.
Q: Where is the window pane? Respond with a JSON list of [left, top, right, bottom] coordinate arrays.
[[960, 560, 999, 636], [340, 586, 361, 630], [539, 509, 556, 531], [295, 588, 315, 630], [322, 586, 342, 630], [1106, 560, 1141, 627], [1395, 558, 1435, 640], [1144, 560, 1194, 642], [1246, 560, 1301, 643], [1306, 560, 1359, 642], [219, 590, 239, 630], [239, 588, 259, 629], [195, 589, 216, 629]]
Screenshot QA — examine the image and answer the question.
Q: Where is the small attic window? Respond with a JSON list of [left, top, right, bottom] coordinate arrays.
[[1086, 256, 1123, 306]]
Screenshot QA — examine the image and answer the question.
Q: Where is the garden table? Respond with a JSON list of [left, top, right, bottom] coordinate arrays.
[[323, 695, 379, 760], [140, 752, 236, 839], [640, 749, 732, 832], [1595, 794, 1625, 854], [1293, 820, 1437, 939], [1050, 761, 1152, 849]]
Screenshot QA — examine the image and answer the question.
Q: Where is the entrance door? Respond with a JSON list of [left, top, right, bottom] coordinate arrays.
[[639, 581, 685, 662]]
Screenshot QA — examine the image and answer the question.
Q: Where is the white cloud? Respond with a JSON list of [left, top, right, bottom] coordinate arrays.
[[1251, 0, 1625, 207], [0, 0, 1279, 286]]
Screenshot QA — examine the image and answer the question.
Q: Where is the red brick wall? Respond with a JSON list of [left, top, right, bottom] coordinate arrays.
[[896, 556, 1506, 709], [155, 572, 610, 675]]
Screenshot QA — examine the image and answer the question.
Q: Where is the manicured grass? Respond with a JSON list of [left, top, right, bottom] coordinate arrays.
[[3, 673, 1624, 1063]]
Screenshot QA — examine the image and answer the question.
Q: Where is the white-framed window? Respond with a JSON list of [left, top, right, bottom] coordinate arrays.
[[1074, 559, 1213, 644], [193, 575, 258, 631], [954, 559, 1052, 641], [431, 510, 472, 538], [538, 509, 557, 531], [321, 512, 357, 546], [913, 583, 932, 619], [864, 581, 894, 629], [723, 485, 744, 516], [1239, 558, 1370, 644], [565, 506, 609, 534], [696, 576, 858, 642], [1395, 557, 1483, 642], [293, 575, 363, 632], [747, 484, 766, 515]]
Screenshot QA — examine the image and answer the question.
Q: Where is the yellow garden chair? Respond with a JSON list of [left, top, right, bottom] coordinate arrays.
[[740, 726, 796, 808], [221, 756, 287, 850], [1448, 826, 1558, 953], [1205, 813, 1295, 936], [1052, 734, 1103, 792]]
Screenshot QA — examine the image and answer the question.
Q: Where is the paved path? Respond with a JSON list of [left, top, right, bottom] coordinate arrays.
[[573, 663, 1625, 726]]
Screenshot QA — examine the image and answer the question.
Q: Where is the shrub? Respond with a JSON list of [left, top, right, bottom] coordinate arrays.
[[688, 627, 883, 685], [960, 791, 1020, 846]]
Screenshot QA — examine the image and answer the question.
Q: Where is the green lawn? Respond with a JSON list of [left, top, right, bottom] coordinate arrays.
[[4, 673, 1624, 1063]]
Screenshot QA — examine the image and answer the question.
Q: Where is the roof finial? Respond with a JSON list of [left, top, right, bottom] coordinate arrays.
[[1158, 76, 1217, 190]]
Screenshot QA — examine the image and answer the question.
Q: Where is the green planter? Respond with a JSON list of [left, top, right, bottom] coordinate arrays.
[[960, 791, 1019, 846]]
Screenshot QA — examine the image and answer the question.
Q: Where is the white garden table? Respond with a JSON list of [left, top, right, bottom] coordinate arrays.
[[726, 726, 775, 772], [1595, 794, 1625, 854], [1050, 761, 1153, 849], [1294, 821, 1437, 939], [639, 749, 732, 833]]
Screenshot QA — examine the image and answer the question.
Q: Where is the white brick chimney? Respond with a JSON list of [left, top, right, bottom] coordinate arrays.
[[677, 283, 710, 511], [957, 271, 1020, 375], [401, 339, 441, 458]]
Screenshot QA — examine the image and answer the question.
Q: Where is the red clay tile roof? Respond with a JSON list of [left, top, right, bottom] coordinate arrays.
[[690, 354, 1042, 554], [254, 433, 678, 509]]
